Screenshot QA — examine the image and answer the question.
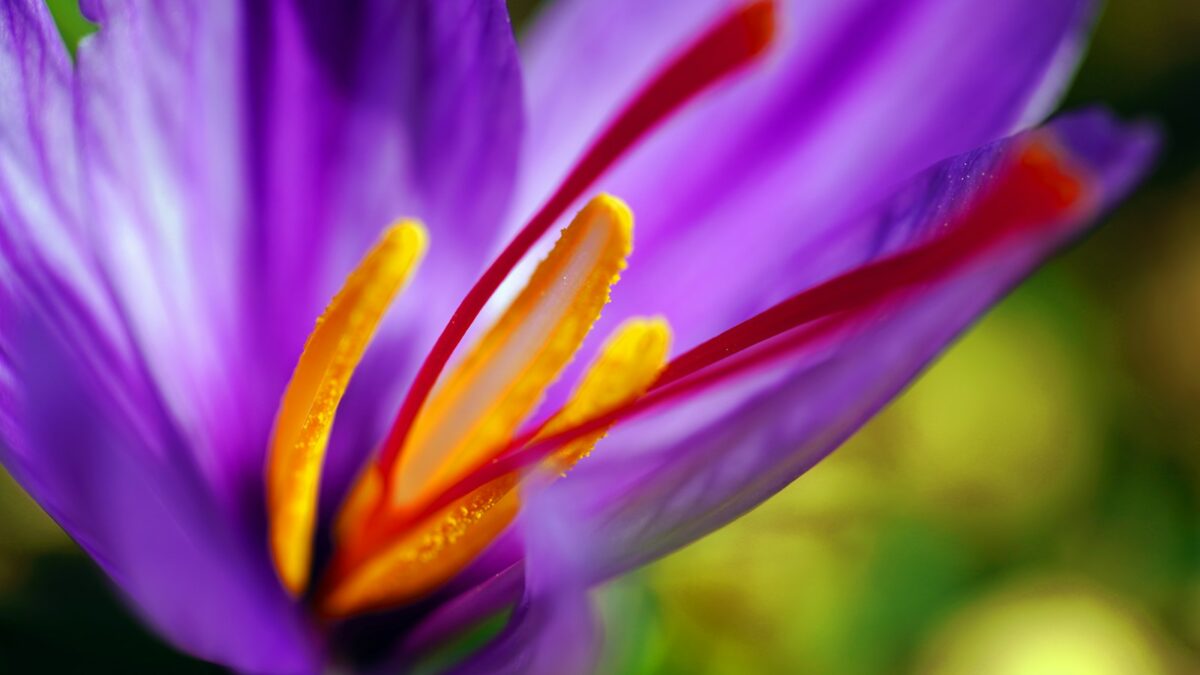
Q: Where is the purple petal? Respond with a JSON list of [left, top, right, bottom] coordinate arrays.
[[533, 110, 1157, 585], [71, 0, 525, 498], [520, 0, 1094, 355], [2, 303, 321, 673], [235, 0, 525, 357], [1, 8, 319, 669], [2, 0, 524, 670], [400, 562, 525, 662], [72, 0, 271, 506], [449, 482, 601, 675]]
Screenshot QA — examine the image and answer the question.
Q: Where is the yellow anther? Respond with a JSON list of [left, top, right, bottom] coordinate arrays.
[[318, 316, 671, 617], [389, 195, 633, 513], [539, 317, 671, 472], [266, 222, 427, 595]]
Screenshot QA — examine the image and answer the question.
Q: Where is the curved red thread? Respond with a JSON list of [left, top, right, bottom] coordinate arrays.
[[375, 1, 779, 478], [656, 140, 1087, 387], [404, 139, 1092, 522]]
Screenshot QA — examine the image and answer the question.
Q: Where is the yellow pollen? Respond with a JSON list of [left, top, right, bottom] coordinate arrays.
[[320, 475, 520, 618], [318, 316, 671, 617], [266, 222, 427, 596]]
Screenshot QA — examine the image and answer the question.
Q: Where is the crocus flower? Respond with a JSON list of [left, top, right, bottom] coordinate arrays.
[[0, 0, 1156, 672]]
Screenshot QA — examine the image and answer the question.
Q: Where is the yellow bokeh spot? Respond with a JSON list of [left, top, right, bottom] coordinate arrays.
[[915, 578, 1174, 675]]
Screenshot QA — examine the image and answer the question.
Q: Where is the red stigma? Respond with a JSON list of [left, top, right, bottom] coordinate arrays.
[[375, 2, 778, 478], [414, 138, 1094, 515], [657, 139, 1090, 387]]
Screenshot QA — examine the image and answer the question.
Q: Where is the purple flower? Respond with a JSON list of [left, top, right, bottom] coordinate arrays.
[[0, 0, 1156, 673]]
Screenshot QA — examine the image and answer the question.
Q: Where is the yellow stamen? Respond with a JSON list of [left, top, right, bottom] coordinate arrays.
[[266, 222, 427, 595], [541, 317, 671, 471], [318, 317, 671, 617], [388, 195, 633, 512]]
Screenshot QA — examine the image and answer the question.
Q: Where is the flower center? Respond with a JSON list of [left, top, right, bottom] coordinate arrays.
[[261, 0, 1090, 623], [263, 1, 777, 618], [268, 194, 671, 617], [317, 196, 670, 617]]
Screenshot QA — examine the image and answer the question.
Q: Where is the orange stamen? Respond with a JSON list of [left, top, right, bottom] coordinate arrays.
[[330, 195, 632, 575], [318, 317, 670, 617], [266, 222, 426, 595]]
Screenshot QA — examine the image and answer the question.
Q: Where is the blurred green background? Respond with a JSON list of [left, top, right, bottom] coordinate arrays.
[[4, 0, 1198, 672]]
